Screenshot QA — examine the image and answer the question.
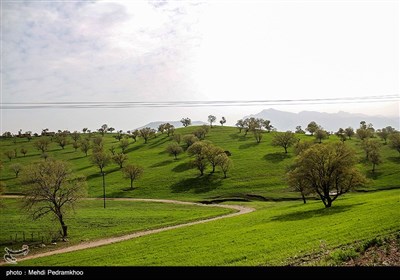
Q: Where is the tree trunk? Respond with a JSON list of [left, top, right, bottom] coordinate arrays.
[[325, 197, 332, 208], [174, 153, 177, 160], [58, 214, 68, 239], [212, 164, 215, 173], [130, 179, 134, 190], [284, 147, 288, 153], [301, 193, 306, 204], [372, 163, 375, 173], [224, 171, 227, 179]]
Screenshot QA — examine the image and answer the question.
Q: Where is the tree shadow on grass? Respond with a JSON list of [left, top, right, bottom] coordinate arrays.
[[229, 133, 247, 141], [151, 159, 174, 168], [365, 171, 384, 180], [172, 162, 191, 173], [388, 156, 400, 164], [239, 142, 259, 149], [149, 136, 169, 147], [124, 145, 142, 154], [270, 203, 364, 222], [263, 152, 292, 163], [70, 155, 87, 160], [170, 174, 222, 193]]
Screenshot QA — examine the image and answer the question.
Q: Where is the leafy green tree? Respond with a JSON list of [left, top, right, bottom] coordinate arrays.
[[20, 147, 28, 157], [71, 131, 80, 143], [220, 117, 226, 126], [181, 117, 191, 127], [183, 134, 199, 149], [262, 120, 273, 132], [119, 138, 130, 153], [315, 129, 328, 143], [376, 128, 389, 144], [236, 119, 245, 133], [294, 140, 313, 156], [205, 144, 224, 173], [22, 159, 86, 239], [173, 134, 181, 144], [4, 150, 15, 161], [193, 128, 207, 140], [139, 127, 155, 143], [345, 127, 355, 139], [122, 164, 144, 190], [80, 139, 91, 156], [368, 149, 382, 173], [295, 126, 305, 134], [305, 121, 319, 135], [187, 142, 208, 176], [272, 131, 297, 153], [361, 139, 381, 161], [335, 128, 347, 142], [287, 143, 366, 208], [166, 143, 184, 160], [91, 152, 111, 208], [253, 129, 263, 143]]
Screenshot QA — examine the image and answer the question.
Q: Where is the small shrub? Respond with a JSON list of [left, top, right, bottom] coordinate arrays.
[[329, 248, 359, 264]]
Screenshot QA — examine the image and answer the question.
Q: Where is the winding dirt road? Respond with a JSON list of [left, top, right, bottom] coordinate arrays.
[[1, 197, 254, 263]]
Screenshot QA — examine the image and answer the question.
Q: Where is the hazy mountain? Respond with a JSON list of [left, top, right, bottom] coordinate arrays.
[[244, 109, 399, 132], [136, 120, 207, 130]]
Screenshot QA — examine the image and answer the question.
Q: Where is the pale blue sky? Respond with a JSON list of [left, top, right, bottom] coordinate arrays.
[[1, 0, 399, 133]]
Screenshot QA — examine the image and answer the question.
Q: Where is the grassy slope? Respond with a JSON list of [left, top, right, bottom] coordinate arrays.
[[18, 189, 400, 266], [0, 198, 232, 254], [1, 126, 399, 201]]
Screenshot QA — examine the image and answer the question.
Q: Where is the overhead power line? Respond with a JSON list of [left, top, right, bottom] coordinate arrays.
[[1, 95, 398, 109]]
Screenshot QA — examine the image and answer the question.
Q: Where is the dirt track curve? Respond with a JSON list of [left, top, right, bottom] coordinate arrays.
[[1, 196, 254, 263]]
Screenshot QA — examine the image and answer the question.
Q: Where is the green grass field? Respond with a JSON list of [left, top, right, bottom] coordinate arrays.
[[1, 126, 399, 201], [1, 126, 399, 266], [17, 189, 400, 266], [0, 198, 232, 255]]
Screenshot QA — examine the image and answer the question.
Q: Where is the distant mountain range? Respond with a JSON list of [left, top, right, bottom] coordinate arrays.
[[244, 109, 399, 132], [136, 120, 207, 130]]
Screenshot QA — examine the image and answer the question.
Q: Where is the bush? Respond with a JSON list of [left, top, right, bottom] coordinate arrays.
[[329, 248, 359, 264]]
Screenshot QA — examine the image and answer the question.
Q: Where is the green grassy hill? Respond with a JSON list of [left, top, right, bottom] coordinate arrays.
[[1, 126, 399, 201]]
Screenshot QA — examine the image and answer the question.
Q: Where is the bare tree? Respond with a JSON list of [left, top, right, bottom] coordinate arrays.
[[376, 128, 390, 144], [166, 143, 184, 160], [72, 142, 80, 152], [91, 152, 111, 208], [173, 133, 181, 144], [22, 160, 86, 239], [183, 134, 199, 149], [80, 139, 91, 156], [4, 150, 15, 161], [139, 127, 155, 143], [122, 164, 144, 190], [345, 127, 355, 139], [295, 126, 305, 134], [253, 129, 263, 143], [187, 142, 208, 176], [205, 144, 224, 173], [71, 131, 80, 143], [119, 138, 130, 153], [236, 119, 245, 133]]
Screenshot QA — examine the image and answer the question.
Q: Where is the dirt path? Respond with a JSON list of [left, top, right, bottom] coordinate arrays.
[[1, 196, 254, 263]]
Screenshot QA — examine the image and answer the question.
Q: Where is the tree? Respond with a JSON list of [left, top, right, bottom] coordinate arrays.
[[109, 145, 116, 155], [295, 126, 305, 134], [92, 136, 103, 149], [271, 131, 297, 153], [71, 131, 80, 143], [165, 123, 175, 136], [376, 128, 389, 144], [20, 147, 28, 157], [10, 163, 22, 178], [72, 142, 80, 152], [216, 153, 232, 178], [166, 143, 183, 160], [130, 130, 140, 142], [158, 124, 166, 134], [236, 119, 245, 133], [34, 138, 51, 154], [193, 128, 207, 140], [115, 132, 123, 142], [122, 164, 144, 190], [361, 139, 381, 161], [80, 139, 91, 156], [294, 140, 313, 156], [243, 117, 263, 136], [205, 144, 224, 173], [253, 129, 263, 143], [41, 153, 49, 161], [287, 143, 366, 208], [22, 160, 86, 239], [315, 129, 328, 143], [55, 135, 69, 150], [107, 127, 115, 133], [389, 133, 400, 155], [368, 149, 382, 173], [345, 127, 355, 140], [183, 134, 199, 149], [335, 128, 347, 143], [25, 131, 33, 141], [181, 117, 191, 127], [113, 153, 128, 168], [99, 124, 108, 136], [187, 142, 208, 176], [4, 150, 15, 161], [82, 128, 88, 134], [356, 121, 374, 140], [173, 133, 181, 144], [139, 127, 155, 143], [262, 120, 273, 132], [287, 168, 310, 204], [208, 115, 216, 127], [91, 152, 111, 208], [119, 138, 130, 153], [305, 121, 319, 135], [220, 117, 226, 126]]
